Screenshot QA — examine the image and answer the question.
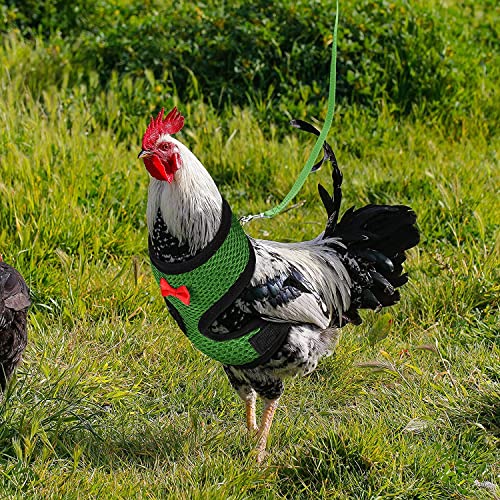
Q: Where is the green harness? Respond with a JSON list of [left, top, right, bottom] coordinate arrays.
[[149, 200, 289, 367]]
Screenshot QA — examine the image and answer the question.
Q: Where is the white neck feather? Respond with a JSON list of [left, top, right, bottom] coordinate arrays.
[[146, 136, 223, 252]]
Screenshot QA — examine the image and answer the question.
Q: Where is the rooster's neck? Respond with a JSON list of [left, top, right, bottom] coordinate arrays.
[[147, 137, 223, 253]]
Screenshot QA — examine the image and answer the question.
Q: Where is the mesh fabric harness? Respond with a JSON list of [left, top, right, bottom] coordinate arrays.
[[149, 200, 289, 367]]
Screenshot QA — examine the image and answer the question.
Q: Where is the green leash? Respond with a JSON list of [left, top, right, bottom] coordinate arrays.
[[241, 0, 340, 224]]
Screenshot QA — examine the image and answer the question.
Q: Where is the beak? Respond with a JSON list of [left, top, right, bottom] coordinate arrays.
[[138, 149, 152, 159]]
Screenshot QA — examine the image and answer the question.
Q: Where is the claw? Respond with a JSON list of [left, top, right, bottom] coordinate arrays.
[[255, 449, 270, 464]]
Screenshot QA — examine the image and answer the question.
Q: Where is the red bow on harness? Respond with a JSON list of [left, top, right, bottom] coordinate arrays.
[[159, 278, 190, 306]]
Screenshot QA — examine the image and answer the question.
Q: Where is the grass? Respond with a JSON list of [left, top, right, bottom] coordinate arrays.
[[0, 11, 499, 500]]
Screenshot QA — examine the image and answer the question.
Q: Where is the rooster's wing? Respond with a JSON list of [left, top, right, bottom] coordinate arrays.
[[245, 238, 352, 329]]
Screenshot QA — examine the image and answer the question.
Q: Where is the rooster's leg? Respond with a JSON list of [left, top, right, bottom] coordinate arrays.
[[255, 398, 279, 463], [245, 392, 258, 433], [223, 366, 259, 433]]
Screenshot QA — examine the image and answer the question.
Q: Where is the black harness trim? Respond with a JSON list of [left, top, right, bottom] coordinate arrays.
[[239, 322, 291, 369]]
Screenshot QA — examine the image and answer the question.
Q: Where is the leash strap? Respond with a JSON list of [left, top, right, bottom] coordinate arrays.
[[241, 0, 340, 224]]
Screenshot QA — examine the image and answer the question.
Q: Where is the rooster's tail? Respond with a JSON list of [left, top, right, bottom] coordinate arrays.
[[328, 204, 419, 324], [291, 118, 419, 324], [317, 155, 419, 323]]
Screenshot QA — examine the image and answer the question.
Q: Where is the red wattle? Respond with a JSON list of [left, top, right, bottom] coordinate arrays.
[[144, 154, 180, 183], [144, 155, 165, 181]]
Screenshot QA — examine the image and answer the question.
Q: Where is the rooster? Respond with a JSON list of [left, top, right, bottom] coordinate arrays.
[[138, 108, 419, 462], [0, 256, 30, 391]]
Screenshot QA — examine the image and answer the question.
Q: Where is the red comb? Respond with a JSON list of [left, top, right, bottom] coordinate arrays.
[[142, 107, 185, 150]]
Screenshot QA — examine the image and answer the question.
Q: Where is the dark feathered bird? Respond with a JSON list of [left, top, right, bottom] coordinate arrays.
[[0, 257, 30, 391], [139, 109, 420, 462]]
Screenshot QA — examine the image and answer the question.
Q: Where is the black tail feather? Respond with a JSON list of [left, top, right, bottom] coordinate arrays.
[[336, 204, 419, 315], [318, 183, 335, 218], [335, 204, 419, 314], [289, 119, 343, 234]]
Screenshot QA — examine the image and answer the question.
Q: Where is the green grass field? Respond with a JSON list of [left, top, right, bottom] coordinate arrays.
[[0, 1, 499, 498]]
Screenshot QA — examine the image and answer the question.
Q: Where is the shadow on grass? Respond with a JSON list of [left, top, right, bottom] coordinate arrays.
[[275, 431, 377, 498]]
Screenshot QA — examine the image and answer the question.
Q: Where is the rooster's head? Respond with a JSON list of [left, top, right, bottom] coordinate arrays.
[[139, 107, 185, 183]]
